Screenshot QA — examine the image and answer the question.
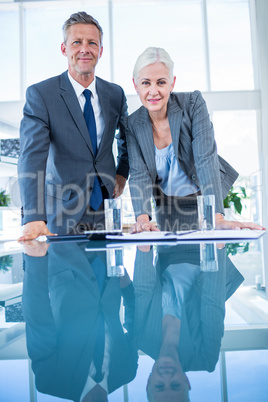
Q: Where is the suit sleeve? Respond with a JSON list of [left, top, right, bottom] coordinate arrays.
[[133, 248, 157, 331], [18, 85, 50, 224], [22, 254, 58, 376], [189, 91, 224, 214], [125, 120, 154, 219], [198, 249, 226, 370], [180, 248, 227, 372], [115, 88, 129, 178]]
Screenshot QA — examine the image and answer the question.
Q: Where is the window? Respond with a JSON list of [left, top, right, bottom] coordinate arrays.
[[113, 0, 206, 94], [213, 110, 261, 223], [0, 4, 20, 101], [213, 110, 259, 176], [24, 0, 110, 87], [0, 0, 263, 225], [207, 0, 255, 91]]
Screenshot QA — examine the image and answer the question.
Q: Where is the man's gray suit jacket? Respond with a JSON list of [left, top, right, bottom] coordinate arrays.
[[22, 242, 138, 401], [125, 90, 238, 218], [18, 71, 129, 234]]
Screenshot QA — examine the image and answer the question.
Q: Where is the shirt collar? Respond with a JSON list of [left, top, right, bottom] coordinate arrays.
[[68, 72, 97, 98]]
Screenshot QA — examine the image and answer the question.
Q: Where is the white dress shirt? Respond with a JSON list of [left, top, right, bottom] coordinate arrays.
[[68, 72, 105, 148], [79, 323, 111, 401]]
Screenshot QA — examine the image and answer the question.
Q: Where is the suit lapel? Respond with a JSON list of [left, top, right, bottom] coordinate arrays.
[[95, 77, 110, 156], [135, 97, 183, 180], [136, 107, 157, 180], [167, 97, 183, 161], [59, 71, 94, 156]]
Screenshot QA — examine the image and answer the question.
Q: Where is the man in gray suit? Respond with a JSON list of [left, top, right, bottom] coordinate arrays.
[[22, 241, 137, 401], [18, 12, 129, 240]]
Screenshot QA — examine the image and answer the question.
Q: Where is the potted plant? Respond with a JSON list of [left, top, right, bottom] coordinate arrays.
[[0, 255, 13, 273], [223, 185, 248, 219], [0, 189, 11, 207], [0, 189, 11, 232], [226, 242, 249, 257]]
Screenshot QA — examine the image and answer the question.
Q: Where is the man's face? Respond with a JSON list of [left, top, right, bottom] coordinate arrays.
[[61, 23, 103, 84]]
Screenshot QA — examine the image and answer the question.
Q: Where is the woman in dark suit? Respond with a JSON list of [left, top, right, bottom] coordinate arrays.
[[125, 47, 263, 232]]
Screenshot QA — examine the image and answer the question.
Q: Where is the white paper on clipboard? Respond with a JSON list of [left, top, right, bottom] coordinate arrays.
[[175, 229, 266, 241]]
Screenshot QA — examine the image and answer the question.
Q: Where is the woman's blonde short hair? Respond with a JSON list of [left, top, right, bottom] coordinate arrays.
[[133, 47, 174, 83]]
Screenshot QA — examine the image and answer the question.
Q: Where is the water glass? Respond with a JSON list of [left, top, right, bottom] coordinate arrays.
[[104, 198, 122, 232], [197, 195, 215, 231], [200, 242, 219, 272], [106, 248, 125, 277]]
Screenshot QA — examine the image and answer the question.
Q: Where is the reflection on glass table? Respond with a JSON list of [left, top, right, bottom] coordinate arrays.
[[0, 237, 267, 401]]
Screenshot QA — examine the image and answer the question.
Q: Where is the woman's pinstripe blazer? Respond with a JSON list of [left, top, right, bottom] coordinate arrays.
[[124, 90, 238, 220]]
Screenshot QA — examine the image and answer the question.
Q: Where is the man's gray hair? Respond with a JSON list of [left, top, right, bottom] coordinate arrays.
[[133, 47, 174, 83], [62, 11, 103, 45]]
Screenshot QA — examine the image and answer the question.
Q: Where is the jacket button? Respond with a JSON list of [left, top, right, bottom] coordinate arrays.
[[191, 174, 196, 181]]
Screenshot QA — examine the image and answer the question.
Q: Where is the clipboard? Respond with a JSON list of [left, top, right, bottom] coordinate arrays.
[[46, 234, 88, 243]]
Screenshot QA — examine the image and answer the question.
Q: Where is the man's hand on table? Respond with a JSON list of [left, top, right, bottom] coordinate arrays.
[[18, 221, 57, 242], [20, 239, 50, 257]]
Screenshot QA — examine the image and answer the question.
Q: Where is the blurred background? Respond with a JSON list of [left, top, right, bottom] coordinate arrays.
[[0, 0, 267, 230]]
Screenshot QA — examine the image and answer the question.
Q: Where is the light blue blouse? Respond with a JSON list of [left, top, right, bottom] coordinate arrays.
[[162, 263, 200, 319], [155, 143, 199, 197]]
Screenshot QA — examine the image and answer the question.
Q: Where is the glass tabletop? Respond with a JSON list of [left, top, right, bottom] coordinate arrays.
[[0, 236, 268, 402]]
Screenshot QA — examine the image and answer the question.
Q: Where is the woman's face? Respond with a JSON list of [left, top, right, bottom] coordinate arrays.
[[147, 356, 190, 401], [133, 62, 176, 115]]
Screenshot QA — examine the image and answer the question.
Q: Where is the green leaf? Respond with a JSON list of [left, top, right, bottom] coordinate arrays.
[[233, 197, 242, 214], [0, 189, 11, 206]]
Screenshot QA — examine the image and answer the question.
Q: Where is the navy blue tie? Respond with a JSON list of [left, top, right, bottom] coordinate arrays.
[[83, 89, 103, 211]]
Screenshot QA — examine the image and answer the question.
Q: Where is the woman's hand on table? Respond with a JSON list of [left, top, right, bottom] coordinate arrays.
[[129, 214, 160, 234], [215, 213, 265, 230]]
